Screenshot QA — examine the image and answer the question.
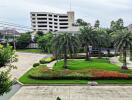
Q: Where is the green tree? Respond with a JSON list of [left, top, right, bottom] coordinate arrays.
[[34, 31, 44, 42], [76, 18, 88, 26], [16, 32, 31, 49], [0, 44, 17, 96], [37, 32, 53, 53], [56, 97, 61, 100], [0, 44, 16, 68], [0, 71, 12, 96], [80, 25, 95, 60], [95, 28, 111, 58], [94, 20, 100, 28], [52, 33, 79, 68], [114, 29, 132, 69], [110, 18, 125, 31]]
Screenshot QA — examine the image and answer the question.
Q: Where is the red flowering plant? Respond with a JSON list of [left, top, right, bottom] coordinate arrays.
[[90, 70, 132, 79]]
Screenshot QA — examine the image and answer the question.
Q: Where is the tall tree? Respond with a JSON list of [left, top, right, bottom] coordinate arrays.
[[76, 18, 88, 26], [94, 20, 100, 28], [37, 32, 53, 53], [52, 33, 79, 68], [114, 29, 132, 69], [95, 28, 111, 58], [0, 44, 17, 95], [80, 25, 95, 60], [16, 32, 31, 49], [110, 18, 125, 31]]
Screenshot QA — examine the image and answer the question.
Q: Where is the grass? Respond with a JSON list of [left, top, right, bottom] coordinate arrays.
[[16, 49, 42, 53], [54, 58, 120, 71], [19, 58, 132, 84]]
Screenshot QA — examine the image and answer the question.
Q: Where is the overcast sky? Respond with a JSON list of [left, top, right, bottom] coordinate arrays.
[[0, 0, 132, 29]]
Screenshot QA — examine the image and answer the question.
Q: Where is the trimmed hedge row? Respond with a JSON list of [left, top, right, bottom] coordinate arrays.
[[28, 66, 132, 80], [39, 57, 55, 64]]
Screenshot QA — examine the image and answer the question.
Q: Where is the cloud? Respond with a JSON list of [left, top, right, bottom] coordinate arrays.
[[0, 0, 132, 29]]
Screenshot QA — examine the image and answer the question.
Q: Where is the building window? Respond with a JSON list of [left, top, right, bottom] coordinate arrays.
[[54, 23, 58, 25], [54, 15, 57, 17], [32, 18, 35, 20], [38, 25, 47, 27], [37, 18, 47, 20], [37, 21, 47, 24], [54, 26, 58, 28], [32, 14, 35, 16], [60, 27, 68, 29], [49, 22, 53, 24], [32, 21, 36, 24], [49, 18, 52, 20], [59, 16, 68, 18], [49, 26, 52, 28], [37, 14, 47, 16], [59, 23, 68, 25], [59, 19, 68, 21], [49, 14, 52, 17], [54, 19, 58, 21]]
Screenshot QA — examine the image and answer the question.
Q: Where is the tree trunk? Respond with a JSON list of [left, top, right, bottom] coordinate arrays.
[[130, 47, 132, 61], [98, 47, 102, 59], [107, 49, 110, 57], [85, 45, 90, 61], [64, 47, 67, 69], [122, 49, 128, 70]]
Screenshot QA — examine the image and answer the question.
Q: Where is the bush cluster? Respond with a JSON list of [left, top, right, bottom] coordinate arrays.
[[28, 66, 132, 80], [39, 57, 55, 64], [33, 63, 40, 67]]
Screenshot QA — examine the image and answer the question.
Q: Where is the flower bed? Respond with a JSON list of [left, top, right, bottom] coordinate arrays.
[[28, 66, 132, 80], [91, 70, 132, 79]]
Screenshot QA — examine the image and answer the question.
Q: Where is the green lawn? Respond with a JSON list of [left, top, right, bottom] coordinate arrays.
[[16, 49, 42, 53], [54, 58, 120, 71], [19, 58, 132, 84]]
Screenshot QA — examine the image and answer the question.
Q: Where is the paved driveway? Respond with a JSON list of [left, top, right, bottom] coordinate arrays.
[[10, 86, 132, 100], [11, 52, 51, 79]]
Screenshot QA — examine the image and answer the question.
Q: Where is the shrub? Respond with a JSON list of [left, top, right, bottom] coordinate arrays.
[[56, 97, 61, 100], [33, 63, 40, 67], [39, 57, 55, 64]]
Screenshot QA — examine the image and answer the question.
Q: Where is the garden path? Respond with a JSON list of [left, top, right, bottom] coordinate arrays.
[[110, 56, 132, 69], [10, 86, 132, 100]]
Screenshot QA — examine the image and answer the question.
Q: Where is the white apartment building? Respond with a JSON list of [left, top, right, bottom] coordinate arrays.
[[30, 11, 76, 32]]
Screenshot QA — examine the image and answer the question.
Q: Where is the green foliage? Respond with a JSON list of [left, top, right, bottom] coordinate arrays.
[[56, 97, 61, 100], [114, 29, 132, 69], [0, 44, 16, 96], [33, 63, 40, 67], [94, 20, 100, 28], [52, 33, 79, 68], [110, 18, 125, 31], [39, 57, 55, 64], [76, 18, 88, 26], [16, 32, 31, 49], [37, 32, 53, 53], [0, 44, 17, 68], [0, 71, 12, 96], [80, 25, 95, 60]]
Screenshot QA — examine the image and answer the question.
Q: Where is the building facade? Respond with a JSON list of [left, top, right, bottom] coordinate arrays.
[[30, 11, 76, 32]]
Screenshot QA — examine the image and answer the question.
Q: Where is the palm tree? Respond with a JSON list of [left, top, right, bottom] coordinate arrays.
[[114, 29, 132, 69], [95, 28, 111, 58], [80, 26, 95, 61], [52, 33, 79, 69]]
